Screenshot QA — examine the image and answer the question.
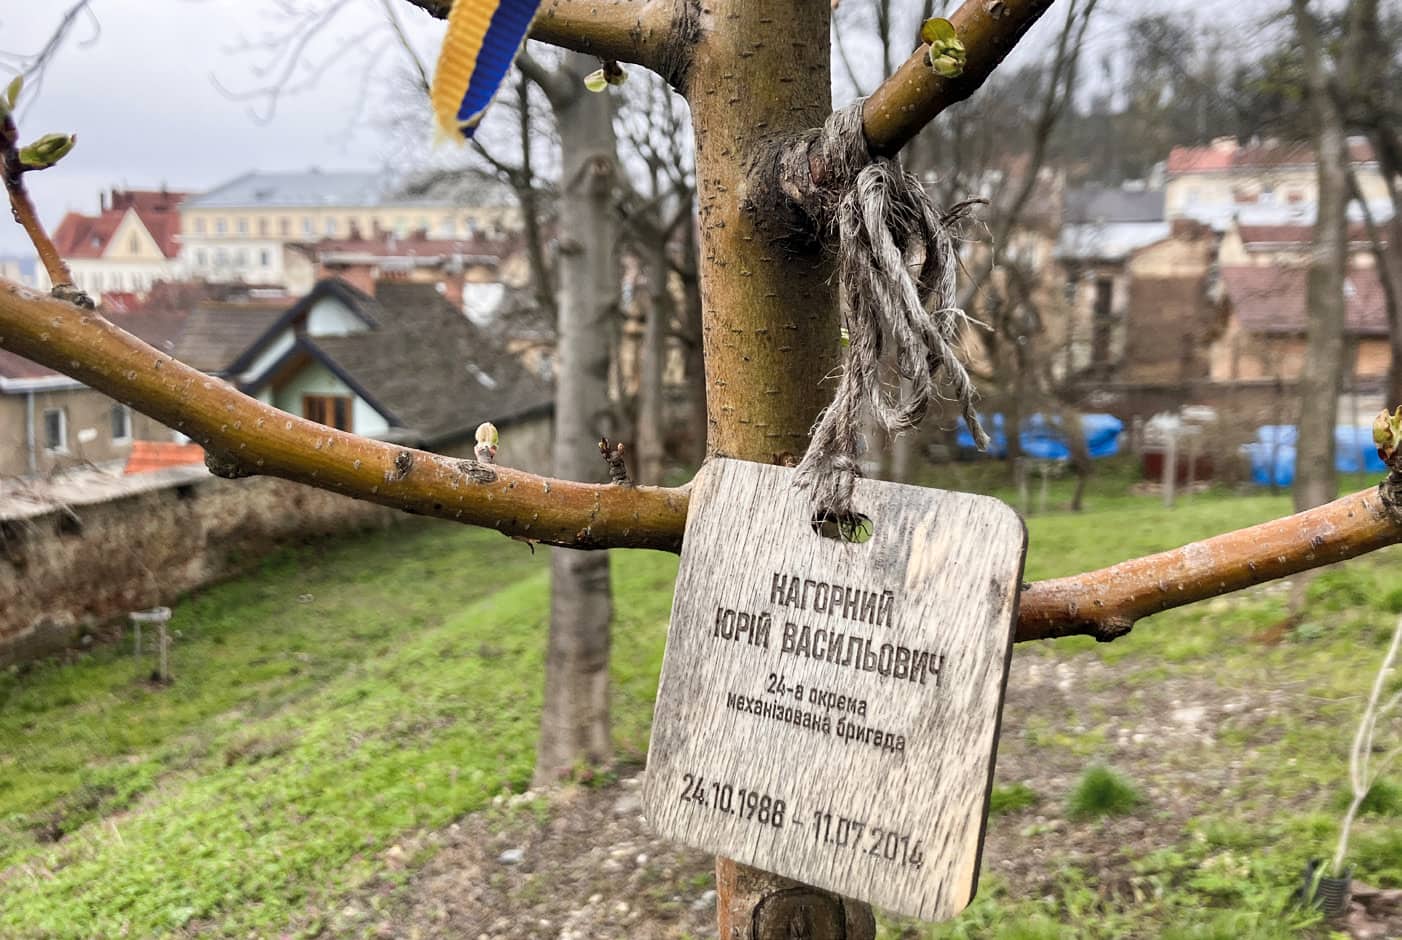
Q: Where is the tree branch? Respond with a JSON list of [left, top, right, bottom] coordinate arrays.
[[862, 0, 1057, 158], [6, 269, 1401, 639], [1018, 481, 1402, 642], [400, 0, 692, 86], [0, 280, 687, 551]]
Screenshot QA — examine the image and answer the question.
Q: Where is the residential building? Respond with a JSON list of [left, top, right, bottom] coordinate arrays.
[[0, 304, 187, 477], [1211, 265, 1389, 410], [179, 170, 519, 286], [1056, 185, 1170, 378], [281, 229, 522, 321], [207, 278, 553, 470], [47, 189, 187, 297], [1163, 136, 1392, 230], [1119, 221, 1219, 386], [1218, 220, 1379, 268]]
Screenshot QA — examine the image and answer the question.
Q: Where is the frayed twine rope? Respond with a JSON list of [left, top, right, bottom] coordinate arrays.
[[789, 103, 988, 524]]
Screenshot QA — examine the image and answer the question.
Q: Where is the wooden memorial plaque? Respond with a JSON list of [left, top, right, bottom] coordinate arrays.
[[643, 459, 1026, 921]]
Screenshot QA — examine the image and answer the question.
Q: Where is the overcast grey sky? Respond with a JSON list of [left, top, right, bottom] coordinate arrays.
[[0, 0, 444, 255], [0, 0, 1281, 258]]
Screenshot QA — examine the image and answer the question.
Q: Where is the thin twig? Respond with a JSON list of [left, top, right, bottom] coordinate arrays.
[[0, 110, 87, 305]]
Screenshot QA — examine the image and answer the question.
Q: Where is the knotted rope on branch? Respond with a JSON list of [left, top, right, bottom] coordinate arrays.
[[781, 103, 988, 526]]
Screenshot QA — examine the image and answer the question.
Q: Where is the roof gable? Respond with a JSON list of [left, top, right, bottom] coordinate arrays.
[[224, 278, 381, 376], [50, 189, 187, 260]]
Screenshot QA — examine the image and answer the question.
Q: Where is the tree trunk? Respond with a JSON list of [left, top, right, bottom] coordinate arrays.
[[687, 0, 871, 934], [1292, 0, 1349, 513], [636, 236, 670, 483], [1370, 146, 1402, 409], [679, 220, 708, 468], [536, 52, 621, 785]]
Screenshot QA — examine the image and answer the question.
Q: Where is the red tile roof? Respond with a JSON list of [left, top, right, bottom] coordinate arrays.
[[50, 189, 187, 260], [1167, 139, 1375, 175], [1221, 265, 1388, 336], [124, 441, 206, 475]]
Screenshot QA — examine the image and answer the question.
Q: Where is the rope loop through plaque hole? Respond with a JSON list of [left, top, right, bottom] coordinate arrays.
[[811, 511, 874, 544]]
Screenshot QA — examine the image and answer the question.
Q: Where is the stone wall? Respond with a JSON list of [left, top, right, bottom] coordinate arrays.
[[0, 469, 398, 667], [1, 410, 556, 667]]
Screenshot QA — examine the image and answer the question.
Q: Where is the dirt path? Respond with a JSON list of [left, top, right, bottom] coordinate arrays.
[[304, 645, 1395, 939]]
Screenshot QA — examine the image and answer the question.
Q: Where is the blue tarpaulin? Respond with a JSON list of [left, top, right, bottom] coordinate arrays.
[[956, 413, 1125, 461], [1244, 425, 1384, 486]]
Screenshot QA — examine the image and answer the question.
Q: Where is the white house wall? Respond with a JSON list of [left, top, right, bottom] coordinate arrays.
[[270, 360, 389, 438], [306, 298, 370, 337]]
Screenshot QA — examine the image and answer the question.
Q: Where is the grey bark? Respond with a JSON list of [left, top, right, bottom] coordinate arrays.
[[1292, 0, 1350, 513], [636, 236, 670, 483], [536, 51, 621, 784]]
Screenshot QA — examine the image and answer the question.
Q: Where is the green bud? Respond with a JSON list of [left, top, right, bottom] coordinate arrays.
[[19, 133, 77, 170], [582, 61, 626, 93], [1373, 406, 1402, 467], [921, 17, 966, 78], [919, 16, 957, 45], [5, 74, 21, 109], [475, 421, 499, 447], [584, 69, 609, 93]]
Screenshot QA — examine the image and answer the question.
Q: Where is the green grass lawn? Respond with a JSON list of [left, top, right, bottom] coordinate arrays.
[[2, 463, 1400, 938], [0, 524, 678, 937]]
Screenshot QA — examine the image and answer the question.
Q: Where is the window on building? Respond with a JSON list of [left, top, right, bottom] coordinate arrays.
[[302, 395, 353, 432], [302, 217, 314, 236], [43, 407, 67, 453], [129, 234, 141, 255], [233, 249, 247, 266], [196, 248, 208, 267], [111, 404, 132, 443], [324, 217, 336, 236], [260, 249, 271, 267], [237, 218, 249, 235], [259, 218, 269, 236], [194, 218, 207, 235], [439, 216, 455, 237], [280, 217, 291, 236], [214, 248, 228, 265], [215, 218, 227, 235]]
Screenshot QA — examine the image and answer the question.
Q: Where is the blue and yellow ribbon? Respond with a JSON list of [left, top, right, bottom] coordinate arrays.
[[431, 0, 543, 139]]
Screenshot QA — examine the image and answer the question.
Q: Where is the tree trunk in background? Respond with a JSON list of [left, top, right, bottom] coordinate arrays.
[[1369, 143, 1402, 409], [1341, 0, 1402, 409], [1384, 204, 1402, 410], [679, 220, 708, 469], [1292, 0, 1348, 513], [536, 52, 620, 785], [636, 237, 670, 483]]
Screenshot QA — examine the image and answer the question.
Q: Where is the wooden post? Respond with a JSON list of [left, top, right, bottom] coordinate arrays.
[[1162, 427, 1178, 509], [158, 617, 170, 683], [1185, 429, 1200, 496], [129, 607, 171, 682]]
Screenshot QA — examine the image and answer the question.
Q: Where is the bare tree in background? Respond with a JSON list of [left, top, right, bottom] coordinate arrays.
[[1292, 0, 1351, 512]]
